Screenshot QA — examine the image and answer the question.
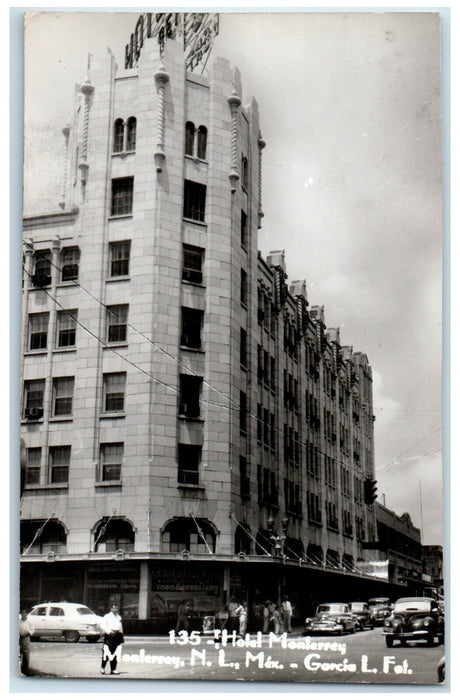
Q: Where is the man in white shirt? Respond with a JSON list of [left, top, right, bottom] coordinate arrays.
[[281, 595, 293, 633], [100, 603, 124, 675]]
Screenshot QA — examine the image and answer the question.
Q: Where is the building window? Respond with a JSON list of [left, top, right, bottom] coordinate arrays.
[[240, 328, 247, 368], [23, 379, 45, 420], [197, 126, 207, 160], [179, 374, 202, 418], [239, 391, 247, 433], [28, 312, 49, 350], [113, 118, 124, 153], [52, 377, 74, 416], [178, 444, 201, 485], [181, 307, 203, 349], [109, 240, 131, 277], [183, 180, 206, 222], [61, 247, 80, 282], [94, 518, 134, 552], [161, 517, 215, 553], [241, 155, 248, 190], [103, 372, 126, 413], [32, 250, 52, 287], [49, 446, 70, 484], [25, 447, 41, 485], [56, 310, 77, 348], [111, 177, 134, 216], [240, 268, 248, 306], [241, 210, 248, 247], [182, 244, 204, 284], [106, 304, 128, 344], [239, 456, 250, 498], [126, 117, 136, 151], [21, 520, 67, 554], [100, 443, 123, 482], [185, 121, 195, 156]]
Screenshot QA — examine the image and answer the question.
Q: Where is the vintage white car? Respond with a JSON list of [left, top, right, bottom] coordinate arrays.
[[28, 602, 102, 642]]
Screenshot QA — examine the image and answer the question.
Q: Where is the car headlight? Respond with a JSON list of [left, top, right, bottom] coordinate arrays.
[[423, 619, 431, 627], [384, 619, 391, 627], [305, 618, 311, 625]]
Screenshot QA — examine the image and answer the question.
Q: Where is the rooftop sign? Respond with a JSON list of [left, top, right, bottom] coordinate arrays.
[[125, 12, 219, 72]]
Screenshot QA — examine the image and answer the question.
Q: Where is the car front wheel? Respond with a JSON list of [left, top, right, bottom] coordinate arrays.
[[64, 630, 80, 643], [385, 636, 394, 648]]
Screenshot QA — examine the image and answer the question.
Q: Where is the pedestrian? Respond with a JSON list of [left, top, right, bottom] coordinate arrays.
[[19, 609, 34, 675], [227, 596, 239, 633], [268, 602, 281, 634], [175, 600, 190, 634], [235, 601, 248, 636], [100, 602, 124, 675], [262, 600, 271, 633], [281, 595, 293, 633]]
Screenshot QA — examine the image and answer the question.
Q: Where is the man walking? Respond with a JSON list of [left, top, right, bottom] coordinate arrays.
[[281, 595, 293, 633], [100, 602, 124, 675], [19, 610, 34, 675]]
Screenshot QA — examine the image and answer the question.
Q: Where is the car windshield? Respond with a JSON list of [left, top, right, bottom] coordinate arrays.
[[350, 603, 366, 611], [317, 604, 348, 614], [369, 599, 389, 606], [76, 606, 95, 615], [394, 600, 432, 614]]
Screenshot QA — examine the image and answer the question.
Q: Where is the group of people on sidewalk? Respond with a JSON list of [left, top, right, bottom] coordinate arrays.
[[261, 596, 293, 634]]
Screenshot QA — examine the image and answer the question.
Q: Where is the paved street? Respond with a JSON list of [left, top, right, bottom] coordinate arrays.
[[23, 628, 445, 686]]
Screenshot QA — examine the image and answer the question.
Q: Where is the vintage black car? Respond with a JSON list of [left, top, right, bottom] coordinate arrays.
[[382, 597, 444, 648], [348, 602, 375, 629], [304, 603, 358, 635], [368, 597, 392, 625]]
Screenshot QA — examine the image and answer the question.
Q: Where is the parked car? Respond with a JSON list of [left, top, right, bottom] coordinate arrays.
[[382, 597, 444, 648], [304, 603, 357, 636], [28, 602, 102, 642], [368, 597, 392, 625], [348, 602, 375, 629]]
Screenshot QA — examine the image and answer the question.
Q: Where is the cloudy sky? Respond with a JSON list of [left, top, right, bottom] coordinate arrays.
[[21, 9, 444, 544]]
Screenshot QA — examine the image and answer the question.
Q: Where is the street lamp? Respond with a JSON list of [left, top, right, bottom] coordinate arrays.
[[267, 516, 289, 556]]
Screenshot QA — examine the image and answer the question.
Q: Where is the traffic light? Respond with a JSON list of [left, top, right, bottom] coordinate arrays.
[[364, 477, 378, 504]]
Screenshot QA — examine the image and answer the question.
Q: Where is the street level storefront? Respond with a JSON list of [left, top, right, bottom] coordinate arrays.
[[20, 555, 412, 633]]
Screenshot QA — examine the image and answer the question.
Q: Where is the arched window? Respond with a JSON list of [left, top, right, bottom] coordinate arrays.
[[326, 549, 340, 568], [126, 117, 137, 152], [235, 524, 251, 555], [93, 518, 135, 552], [255, 528, 271, 555], [284, 537, 304, 560], [342, 553, 354, 572], [113, 119, 124, 153], [197, 126, 207, 160], [185, 121, 195, 156], [306, 543, 324, 566], [21, 519, 67, 554], [161, 517, 216, 553]]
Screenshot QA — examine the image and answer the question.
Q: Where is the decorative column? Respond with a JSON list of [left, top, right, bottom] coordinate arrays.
[[227, 87, 241, 192], [154, 63, 170, 172], [79, 77, 94, 185], [257, 131, 266, 228], [59, 125, 70, 210]]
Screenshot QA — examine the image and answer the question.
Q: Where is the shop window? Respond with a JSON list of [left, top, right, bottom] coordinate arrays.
[[179, 374, 202, 418], [183, 180, 206, 222], [61, 247, 80, 282], [182, 244, 204, 284], [181, 307, 203, 349], [111, 177, 134, 216], [109, 241, 131, 277], [99, 443, 124, 482], [52, 377, 74, 416], [28, 312, 49, 351], [177, 444, 201, 485], [25, 447, 41, 485], [103, 372, 126, 413], [161, 517, 216, 553], [23, 379, 45, 420], [56, 310, 77, 348], [94, 518, 134, 552], [106, 304, 128, 344], [48, 446, 71, 484]]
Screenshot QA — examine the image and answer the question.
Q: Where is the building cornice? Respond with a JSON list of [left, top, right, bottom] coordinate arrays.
[[23, 207, 79, 231]]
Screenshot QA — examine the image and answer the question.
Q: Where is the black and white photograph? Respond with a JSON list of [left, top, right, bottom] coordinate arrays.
[[16, 7, 446, 687]]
